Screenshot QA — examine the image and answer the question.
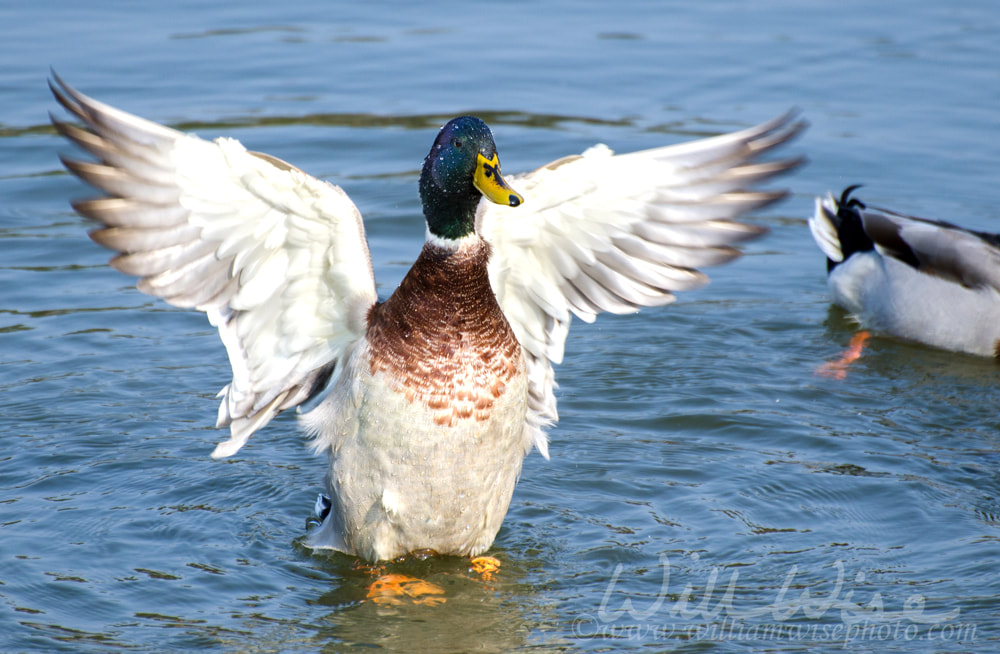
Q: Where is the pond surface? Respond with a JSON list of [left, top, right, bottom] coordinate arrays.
[[2, 1, 999, 651]]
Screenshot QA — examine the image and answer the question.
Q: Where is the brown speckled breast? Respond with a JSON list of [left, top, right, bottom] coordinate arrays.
[[366, 239, 523, 427]]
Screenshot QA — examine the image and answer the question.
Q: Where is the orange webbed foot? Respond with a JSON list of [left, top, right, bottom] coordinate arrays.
[[816, 330, 870, 380], [366, 573, 446, 606], [470, 555, 501, 581]]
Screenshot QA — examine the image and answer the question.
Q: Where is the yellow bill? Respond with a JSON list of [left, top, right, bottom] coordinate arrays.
[[474, 152, 524, 207]]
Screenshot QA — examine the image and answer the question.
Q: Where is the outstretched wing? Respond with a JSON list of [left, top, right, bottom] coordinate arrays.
[[478, 112, 806, 457], [50, 74, 378, 458]]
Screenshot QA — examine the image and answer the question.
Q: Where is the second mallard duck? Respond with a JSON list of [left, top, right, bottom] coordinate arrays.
[[51, 74, 804, 561], [810, 186, 1000, 358]]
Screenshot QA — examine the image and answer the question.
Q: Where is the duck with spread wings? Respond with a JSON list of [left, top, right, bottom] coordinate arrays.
[[51, 74, 804, 561]]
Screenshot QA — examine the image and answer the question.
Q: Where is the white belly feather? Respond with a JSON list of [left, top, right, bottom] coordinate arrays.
[[301, 340, 529, 560]]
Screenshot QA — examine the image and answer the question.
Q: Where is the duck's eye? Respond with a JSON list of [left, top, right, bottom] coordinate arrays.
[[452, 138, 463, 149]]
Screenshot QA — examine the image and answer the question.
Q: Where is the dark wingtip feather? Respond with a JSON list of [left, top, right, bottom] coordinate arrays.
[[750, 110, 809, 157], [786, 153, 809, 171], [49, 74, 86, 122], [780, 115, 810, 145], [51, 116, 104, 156]]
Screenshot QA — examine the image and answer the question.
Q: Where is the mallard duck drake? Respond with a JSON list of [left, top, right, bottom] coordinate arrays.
[[51, 74, 805, 561], [810, 185, 1000, 358]]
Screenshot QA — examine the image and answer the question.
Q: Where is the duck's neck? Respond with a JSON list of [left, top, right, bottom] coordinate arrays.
[[419, 174, 479, 240]]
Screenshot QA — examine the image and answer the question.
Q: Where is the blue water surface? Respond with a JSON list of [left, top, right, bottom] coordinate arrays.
[[2, 1, 999, 652]]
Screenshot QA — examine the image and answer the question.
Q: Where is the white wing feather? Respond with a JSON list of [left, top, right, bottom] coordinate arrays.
[[479, 112, 806, 456], [50, 75, 377, 458]]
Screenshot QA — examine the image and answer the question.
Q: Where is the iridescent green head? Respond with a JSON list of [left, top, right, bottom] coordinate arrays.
[[419, 116, 523, 240]]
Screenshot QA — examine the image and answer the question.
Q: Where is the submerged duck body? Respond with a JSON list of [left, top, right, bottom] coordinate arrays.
[[810, 186, 1000, 357], [51, 74, 805, 560]]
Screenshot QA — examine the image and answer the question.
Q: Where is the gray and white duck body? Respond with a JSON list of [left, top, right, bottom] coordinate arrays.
[[810, 186, 1000, 357], [50, 73, 804, 561]]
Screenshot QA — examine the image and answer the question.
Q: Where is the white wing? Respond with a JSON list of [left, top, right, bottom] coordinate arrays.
[[50, 74, 377, 458], [479, 112, 806, 457]]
